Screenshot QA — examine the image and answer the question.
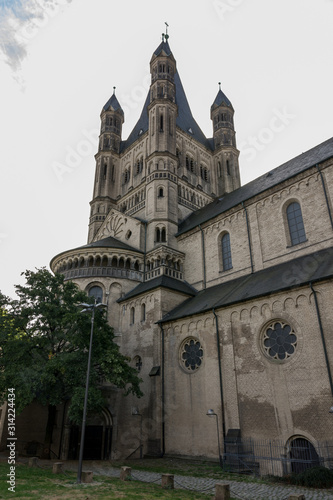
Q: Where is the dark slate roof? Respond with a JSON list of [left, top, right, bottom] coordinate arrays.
[[159, 246, 333, 323], [121, 42, 212, 151], [178, 136, 333, 236], [53, 236, 143, 259], [153, 40, 172, 57], [103, 93, 124, 115], [211, 88, 233, 111], [80, 236, 142, 252], [117, 276, 197, 303], [121, 92, 150, 151]]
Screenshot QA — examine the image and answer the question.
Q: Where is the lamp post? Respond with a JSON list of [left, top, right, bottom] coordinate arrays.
[[77, 301, 107, 484], [206, 409, 223, 468], [132, 407, 143, 458]]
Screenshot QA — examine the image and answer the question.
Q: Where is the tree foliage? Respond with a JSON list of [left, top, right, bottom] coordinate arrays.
[[0, 268, 142, 424]]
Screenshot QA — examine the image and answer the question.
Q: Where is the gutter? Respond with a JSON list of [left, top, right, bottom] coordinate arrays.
[[242, 202, 254, 273], [212, 308, 226, 456], [198, 224, 207, 289], [316, 164, 333, 230], [159, 323, 165, 456], [309, 283, 333, 397]]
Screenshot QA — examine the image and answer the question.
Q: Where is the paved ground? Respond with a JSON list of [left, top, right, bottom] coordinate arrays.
[[29, 458, 333, 500]]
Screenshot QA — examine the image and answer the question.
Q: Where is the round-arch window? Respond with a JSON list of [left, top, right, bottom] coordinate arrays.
[[88, 286, 103, 304], [263, 321, 297, 361], [180, 338, 203, 372]]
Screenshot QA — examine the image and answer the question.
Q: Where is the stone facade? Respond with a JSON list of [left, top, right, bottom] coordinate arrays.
[[6, 36, 333, 470]]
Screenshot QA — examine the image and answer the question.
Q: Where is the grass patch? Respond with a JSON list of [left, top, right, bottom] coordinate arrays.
[[111, 457, 262, 483], [0, 461, 224, 499]]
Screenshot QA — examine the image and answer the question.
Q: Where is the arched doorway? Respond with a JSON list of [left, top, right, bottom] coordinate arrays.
[[288, 436, 320, 474], [68, 408, 113, 460]]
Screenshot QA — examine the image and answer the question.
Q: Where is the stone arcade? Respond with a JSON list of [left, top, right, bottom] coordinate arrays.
[[5, 35, 333, 470]]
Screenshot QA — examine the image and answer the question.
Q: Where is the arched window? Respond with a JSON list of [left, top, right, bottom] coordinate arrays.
[[141, 303, 146, 322], [287, 202, 306, 245], [156, 228, 161, 243], [158, 187, 164, 197], [161, 228, 166, 242], [160, 114, 164, 132], [130, 307, 135, 325], [89, 286, 103, 304], [222, 233, 232, 271], [226, 160, 231, 175]]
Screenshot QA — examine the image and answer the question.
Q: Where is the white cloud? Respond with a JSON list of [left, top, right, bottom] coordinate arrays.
[[0, 0, 72, 73]]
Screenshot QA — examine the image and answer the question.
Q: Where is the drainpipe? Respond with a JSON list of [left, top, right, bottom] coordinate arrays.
[[316, 164, 333, 230], [310, 283, 333, 397], [212, 309, 226, 457], [143, 221, 147, 282], [198, 224, 206, 289], [242, 202, 254, 273], [159, 323, 165, 456]]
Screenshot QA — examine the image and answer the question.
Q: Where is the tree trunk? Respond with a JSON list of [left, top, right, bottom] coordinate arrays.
[[42, 404, 57, 459]]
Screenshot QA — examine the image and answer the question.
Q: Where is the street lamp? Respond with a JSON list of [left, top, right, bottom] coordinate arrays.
[[206, 409, 223, 468], [329, 406, 333, 414], [77, 301, 107, 484], [132, 407, 143, 458]]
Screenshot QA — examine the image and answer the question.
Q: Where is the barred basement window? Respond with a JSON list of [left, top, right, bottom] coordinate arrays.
[[263, 321, 297, 361], [180, 338, 203, 372]]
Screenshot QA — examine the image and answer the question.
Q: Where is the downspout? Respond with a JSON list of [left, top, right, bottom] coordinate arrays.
[[310, 283, 333, 397], [242, 202, 254, 273], [316, 164, 333, 230], [143, 221, 147, 282], [212, 309, 226, 457], [198, 224, 206, 289], [159, 323, 165, 456]]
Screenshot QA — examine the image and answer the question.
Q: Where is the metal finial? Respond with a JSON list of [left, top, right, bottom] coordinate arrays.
[[162, 33, 165, 42], [113, 86, 116, 95], [165, 22, 169, 39], [218, 82, 221, 90]]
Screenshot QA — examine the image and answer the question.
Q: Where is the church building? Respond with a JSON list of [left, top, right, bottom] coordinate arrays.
[[10, 34, 333, 470]]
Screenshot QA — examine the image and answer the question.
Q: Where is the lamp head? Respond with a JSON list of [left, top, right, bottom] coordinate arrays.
[[206, 409, 216, 416]]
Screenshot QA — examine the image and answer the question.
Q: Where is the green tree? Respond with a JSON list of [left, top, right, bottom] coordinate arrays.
[[0, 268, 142, 458]]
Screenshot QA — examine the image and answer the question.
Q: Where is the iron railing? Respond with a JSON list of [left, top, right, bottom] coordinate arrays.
[[222, 437, 333, 477]]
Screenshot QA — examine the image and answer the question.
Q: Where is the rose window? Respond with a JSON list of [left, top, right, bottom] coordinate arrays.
[[263, 321, 297, 361], [181, 338, 203, 372]]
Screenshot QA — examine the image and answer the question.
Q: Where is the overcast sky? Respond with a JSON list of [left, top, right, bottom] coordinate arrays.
[[1, 0, 332, 298]]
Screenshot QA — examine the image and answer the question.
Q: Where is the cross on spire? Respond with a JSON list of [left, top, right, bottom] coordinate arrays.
[[162, 22, 169, 41]]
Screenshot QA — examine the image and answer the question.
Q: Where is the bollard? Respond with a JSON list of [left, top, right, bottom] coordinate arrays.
[[161, 473, 174, 489], [215, 483, 230, 500], [28, 457, 38, 467], [288, 496, 305, 500], [120, 466, 132, 481], [81, 471, 93, 483], [52, 462, 63, 474]]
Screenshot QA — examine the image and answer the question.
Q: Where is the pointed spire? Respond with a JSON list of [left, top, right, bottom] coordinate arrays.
[[211, 82, 233, 111], [102, 87, 124, 114]]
